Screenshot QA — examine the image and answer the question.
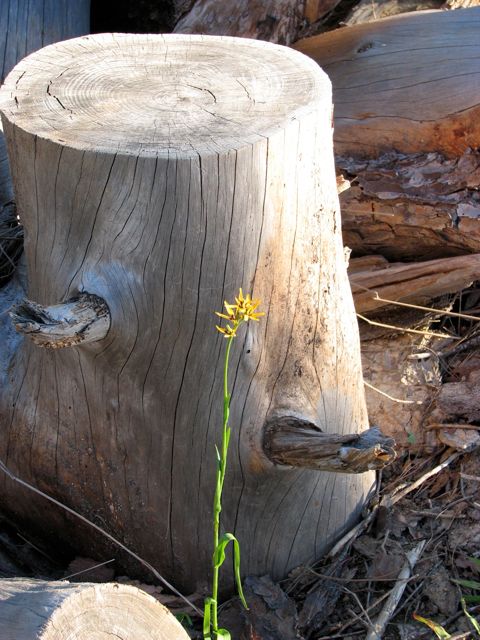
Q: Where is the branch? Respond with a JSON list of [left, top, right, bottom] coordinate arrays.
[[263, 417, 396, 473], [10, 293, 110, 348]]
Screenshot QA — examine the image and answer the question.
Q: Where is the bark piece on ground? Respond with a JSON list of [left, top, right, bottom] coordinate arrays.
[[240, 576, 299, 640]]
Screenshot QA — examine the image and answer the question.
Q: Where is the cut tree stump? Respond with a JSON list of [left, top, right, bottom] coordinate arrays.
[[0, 578, 189, 639], [293, 7, 480, 157], [0, 33, 390, 593]]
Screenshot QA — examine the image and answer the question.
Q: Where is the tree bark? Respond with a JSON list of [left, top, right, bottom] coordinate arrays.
[[0, 578, 189, 640], [174, 0, 306, 45], [293, 7, 480, 158], [338, 149, 480, 261], [0, 33, 382, 592]]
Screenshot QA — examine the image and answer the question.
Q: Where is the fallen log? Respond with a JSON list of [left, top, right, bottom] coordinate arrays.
[[349, 254, 480, 314], [338, 149, 480, 260], [174, 0, 305, 45], [0, 578, 189, 640], [293, 7, 480, 157], [0, 32, 381, 593]]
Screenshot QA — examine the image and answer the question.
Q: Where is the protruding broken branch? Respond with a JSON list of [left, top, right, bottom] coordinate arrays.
[[10, 293, 110, 348], [264, 417, 396, 473]]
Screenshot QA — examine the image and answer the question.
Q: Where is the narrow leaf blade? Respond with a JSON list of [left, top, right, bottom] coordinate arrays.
[[413, 613, 452, 639]]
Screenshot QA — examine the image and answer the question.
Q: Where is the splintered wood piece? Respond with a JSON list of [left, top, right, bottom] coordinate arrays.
[[350, 254, 480, 313], [294, 7, 480, 157], [0, 33, 372, 592], [264, 417, 396, 472], [10, 293, 110, 348], [0, 579, 189, 640]]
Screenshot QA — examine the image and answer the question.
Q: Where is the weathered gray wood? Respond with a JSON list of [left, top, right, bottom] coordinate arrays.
[[0, 578, 189, 640], [0, 0, 90, 277], [0, 33, 375, 592], [10, 294, 110, 348], [264, 418, 396, 472], [350, 254, 480, 314], [293, 8, 480, 157]]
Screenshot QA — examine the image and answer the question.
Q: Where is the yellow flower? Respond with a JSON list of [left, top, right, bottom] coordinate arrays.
[[235, 288, 265, 322], [215, 288, 264, 337], [215, 300, 238, 322], [216, 323, 238, 338]]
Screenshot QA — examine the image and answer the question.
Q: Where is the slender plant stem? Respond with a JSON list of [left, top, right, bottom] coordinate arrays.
[[211, 332, 235, 636]]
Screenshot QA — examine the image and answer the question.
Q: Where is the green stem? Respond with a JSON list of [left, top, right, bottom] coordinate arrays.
[[211, 330, 236, 637]]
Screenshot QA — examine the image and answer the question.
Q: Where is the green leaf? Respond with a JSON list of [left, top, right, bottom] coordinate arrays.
[[461, 598, 480, 636], [467, 557, 480, 569], [175, 612, 193, 628], [216, 629, 232, 639], [452, 578, 480, 590], [213, 533, 248, 610], [463, 595, 480, 604], [413, 613, 451, 639]]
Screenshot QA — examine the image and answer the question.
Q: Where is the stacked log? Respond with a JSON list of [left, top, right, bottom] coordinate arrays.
[[294, 7, 480, 448]]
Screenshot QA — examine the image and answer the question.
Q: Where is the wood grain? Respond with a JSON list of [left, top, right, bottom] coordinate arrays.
[[350, 254, 480, 313], [293, 8, 480, 157], [0, 579, 189, 640], [0, 34, 373, 592]]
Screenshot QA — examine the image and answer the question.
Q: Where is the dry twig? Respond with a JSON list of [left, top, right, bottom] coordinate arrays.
[[365, 540, 427, 640]]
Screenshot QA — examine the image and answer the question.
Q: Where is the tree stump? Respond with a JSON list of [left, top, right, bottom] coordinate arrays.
[[0, 578, 189, 639], [0, 34, 393, 593]]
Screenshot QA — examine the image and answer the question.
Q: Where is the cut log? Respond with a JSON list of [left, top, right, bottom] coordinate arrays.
[[0, 578, 189, 640], [338, 149, 480, 261], [0, 33, 380, 593], [293, 7, 480, 157], [350, 254, 480, 314]]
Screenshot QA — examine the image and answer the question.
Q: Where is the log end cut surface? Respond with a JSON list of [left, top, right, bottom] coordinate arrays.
[[0, 578, 189, 640], [0, 33, 329, 158]]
